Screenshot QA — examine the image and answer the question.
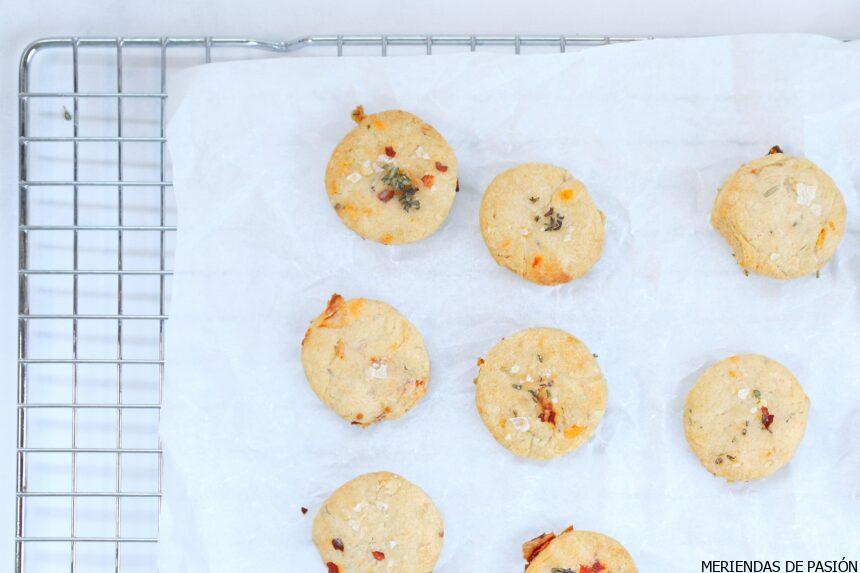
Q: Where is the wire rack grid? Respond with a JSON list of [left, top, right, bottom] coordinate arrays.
[[16, 33, 650, 572]]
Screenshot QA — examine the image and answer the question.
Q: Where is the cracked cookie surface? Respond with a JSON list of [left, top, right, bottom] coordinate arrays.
[[479, 163, 604, 285], [326, 109, 458, 245], [313, 471, 444, 573], [523, 528, 637, 573], [711, 149, 846, 279], [684, 354, 810, 482], [301, 294, 430, 426], [474, 327, 607, 460]]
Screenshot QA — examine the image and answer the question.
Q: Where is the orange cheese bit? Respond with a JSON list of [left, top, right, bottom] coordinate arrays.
[[563, 424, 586, 440], [815, 227, 827, 251], [532, 255, 543, 268], [380, 234, 394, 245], [347, 299, 364, 317], [372, 119, 386, 130], [558, 188, 574, 201]]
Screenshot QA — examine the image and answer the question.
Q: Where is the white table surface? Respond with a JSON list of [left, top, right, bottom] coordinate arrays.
[[1, 1, 858, 569]]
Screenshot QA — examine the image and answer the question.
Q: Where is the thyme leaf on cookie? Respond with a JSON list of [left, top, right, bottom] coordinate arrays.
[[543, 207, 564, 231], [381, 165, 421, 212]]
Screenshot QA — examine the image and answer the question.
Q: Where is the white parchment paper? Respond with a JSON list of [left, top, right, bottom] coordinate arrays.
[[159, 35, 860, 572]]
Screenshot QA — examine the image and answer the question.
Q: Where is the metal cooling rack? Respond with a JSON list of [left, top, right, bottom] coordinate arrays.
[[16, 34, 650, 572]]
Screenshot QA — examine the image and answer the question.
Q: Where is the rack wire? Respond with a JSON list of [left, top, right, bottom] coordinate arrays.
[[16, 34, 650, 572]]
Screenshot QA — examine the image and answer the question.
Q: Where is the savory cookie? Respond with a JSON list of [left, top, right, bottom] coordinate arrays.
[[711, 146, 847, 279], [474, 327, 607, 460], [522, 527, 637, 573], [479, 163, 604, 285], [325, 107, 458, 245], [301, 294, 430, 426], [313, 471, 444, 573], [684, 354, 810, 482]]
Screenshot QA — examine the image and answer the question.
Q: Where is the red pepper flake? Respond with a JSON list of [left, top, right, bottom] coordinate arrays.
[[372, 550, 385, 561], [326, 562, 340, 573], [384, 146, 396, 157], [476, 357, 485, 366], [300, 506, 308, 515], [760, 406, 774, 431], [535, 388, 557, 426], [421, 174, 435, 187], [768, 145, 783, 155], [580, 561, 606, 573], [377, 188, 395, 202], [522, 532, 556, 564], [331, 538, 344, 552], [435, 161, 448, 172]]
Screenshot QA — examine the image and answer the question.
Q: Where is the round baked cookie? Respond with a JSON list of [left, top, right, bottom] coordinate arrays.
[[711, 146, 847, 279], [301, 294, 430, 426], [474, 327, 607, 460], [479, 163, 604, 285], [684, 354, 810, 482], [325, 107, 458, 245], [313, 471, 444, 573], [523, 527, 637, 573]]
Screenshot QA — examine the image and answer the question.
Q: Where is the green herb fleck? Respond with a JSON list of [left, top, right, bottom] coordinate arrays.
[[62, 106, 72, 121], [381, 165, 420, 212], [552, 568, 574, 573], [763, 185, 781, 197], [753, 389, 761, 399], [529, 196, 539, 203], [542, 207, 564, 231]]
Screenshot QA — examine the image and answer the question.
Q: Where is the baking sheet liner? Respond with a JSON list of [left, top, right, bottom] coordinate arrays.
[[159, 35, 860, 571]]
